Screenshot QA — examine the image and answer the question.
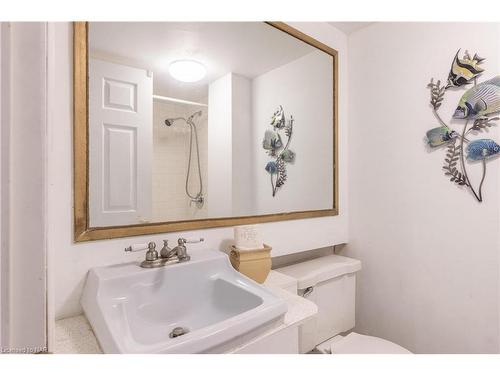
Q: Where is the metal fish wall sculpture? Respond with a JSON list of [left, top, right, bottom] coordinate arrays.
[[453, 76, 500, 119], [426, 49, 500, 202], [262, 106, 295, 197], [446, 49, 484, 89]]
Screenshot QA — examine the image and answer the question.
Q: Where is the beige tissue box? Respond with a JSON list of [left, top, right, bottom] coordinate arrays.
[[229, 244, 272, 284]]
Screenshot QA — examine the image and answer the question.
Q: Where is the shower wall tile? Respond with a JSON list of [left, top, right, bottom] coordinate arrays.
[[152, 101, 208, 222]]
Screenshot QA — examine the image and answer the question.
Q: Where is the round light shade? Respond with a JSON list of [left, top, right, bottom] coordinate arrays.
[[168, 60, 206, 83]]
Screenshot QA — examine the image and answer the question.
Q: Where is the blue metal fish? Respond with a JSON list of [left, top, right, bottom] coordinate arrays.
[[265, 161, 278, 174], [466, 139, 500, 161], [453, 76, 500, 119], [426, 126, 458, 147]]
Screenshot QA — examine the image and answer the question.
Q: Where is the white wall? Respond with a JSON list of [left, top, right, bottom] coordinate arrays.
[[346, 22, 500, 353], [231, 74, 254, 216], [207, 72, 256, 217], [2, 22, 47, 351], [207, 73, 233, 217], [252, 50, 333, 213], [0, 22, 4, 348], [48, 23, 348, 328]]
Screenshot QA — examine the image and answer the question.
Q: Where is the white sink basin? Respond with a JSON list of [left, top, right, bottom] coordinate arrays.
[[81, 250, 287, 353]]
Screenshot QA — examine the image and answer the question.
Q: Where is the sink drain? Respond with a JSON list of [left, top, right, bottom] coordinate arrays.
[[169, 326, 189, 338]]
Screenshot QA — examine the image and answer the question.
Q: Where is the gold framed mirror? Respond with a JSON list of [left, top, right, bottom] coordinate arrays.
[[73, 21, 338, 242]]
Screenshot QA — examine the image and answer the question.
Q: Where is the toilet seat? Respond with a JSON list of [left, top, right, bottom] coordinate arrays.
[[329, 333, 411, 354]]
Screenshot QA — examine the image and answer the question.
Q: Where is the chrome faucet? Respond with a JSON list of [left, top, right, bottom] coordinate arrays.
[[160, 240, 172, 259], [125, 238, 204, 268], [161, 238, 205, 262], [125, 241, 163, 268]]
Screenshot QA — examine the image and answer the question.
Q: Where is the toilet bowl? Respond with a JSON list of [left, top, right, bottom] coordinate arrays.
[[276, 254, 412, 354]]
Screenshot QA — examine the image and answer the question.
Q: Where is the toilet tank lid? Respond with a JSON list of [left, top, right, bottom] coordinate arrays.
[[275, 254, 361, 290]]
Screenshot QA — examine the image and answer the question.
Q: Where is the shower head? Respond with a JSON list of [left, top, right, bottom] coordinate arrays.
[[164, 117, 184, 127], [164, 111, 202, 128]]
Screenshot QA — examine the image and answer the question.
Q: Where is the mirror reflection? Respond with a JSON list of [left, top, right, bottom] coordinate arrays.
[[87, 22, 334, 227]]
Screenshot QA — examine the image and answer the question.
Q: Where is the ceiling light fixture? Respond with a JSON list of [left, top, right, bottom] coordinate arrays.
[[168, 60, 206, 83]]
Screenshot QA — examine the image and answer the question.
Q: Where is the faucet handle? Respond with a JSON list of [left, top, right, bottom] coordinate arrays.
[[160, 239, 171, 258], [125, 242, 159, 264], [124, 243, 149, 252], [145, 242, 158, 261], [179, 237, 204, 244]]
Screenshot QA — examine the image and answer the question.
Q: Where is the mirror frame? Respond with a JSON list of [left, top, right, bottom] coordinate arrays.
[[73, 21, 338, 242]]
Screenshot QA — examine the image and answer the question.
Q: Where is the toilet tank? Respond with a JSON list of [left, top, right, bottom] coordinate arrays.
[[276, 254, 362, 353]]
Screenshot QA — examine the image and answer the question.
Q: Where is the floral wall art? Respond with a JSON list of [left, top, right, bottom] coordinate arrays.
[[262, 106, 295, 197], [426, 50, 500, 202]]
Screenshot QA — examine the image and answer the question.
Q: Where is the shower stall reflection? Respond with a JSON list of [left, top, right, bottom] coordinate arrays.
[[152, 98, 208, 222], [164, 110, 205, 208]]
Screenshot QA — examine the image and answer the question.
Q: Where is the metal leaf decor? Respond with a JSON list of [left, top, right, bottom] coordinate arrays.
[[442, 141, 468, 187], [428, 79, 446, 110], [470, 117, 499, 133], [263, 105, 295, 197], [276, 157, 287, 188], [425, 49, 500, 202]]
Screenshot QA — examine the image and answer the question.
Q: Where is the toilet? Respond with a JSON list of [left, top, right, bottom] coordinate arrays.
[[276, 254, 411, 354]]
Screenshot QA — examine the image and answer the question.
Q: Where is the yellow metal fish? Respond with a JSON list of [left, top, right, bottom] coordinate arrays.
[[447, 49, 484, 88]]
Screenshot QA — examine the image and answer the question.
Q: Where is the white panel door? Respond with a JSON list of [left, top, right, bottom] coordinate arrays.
[[89, 59, 152, 226]]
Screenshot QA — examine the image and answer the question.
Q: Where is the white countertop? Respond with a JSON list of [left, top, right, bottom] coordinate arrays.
[[54, 270, 317, 354], [54, 314, 102, 354]]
